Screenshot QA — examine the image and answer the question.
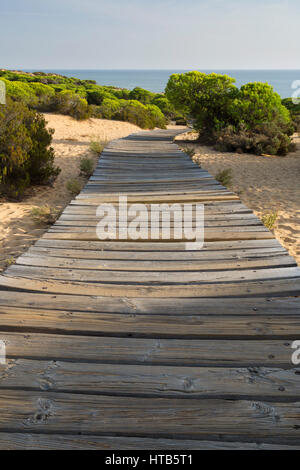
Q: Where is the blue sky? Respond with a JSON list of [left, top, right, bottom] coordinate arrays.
[[1, 0, 299, 69]]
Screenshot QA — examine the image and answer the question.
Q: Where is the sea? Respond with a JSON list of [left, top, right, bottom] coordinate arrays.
[[25, 69, 300, 99]]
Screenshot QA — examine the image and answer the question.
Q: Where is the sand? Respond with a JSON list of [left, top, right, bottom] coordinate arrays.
[[0, 114, 140, 271], [176, 132, 300, 266]]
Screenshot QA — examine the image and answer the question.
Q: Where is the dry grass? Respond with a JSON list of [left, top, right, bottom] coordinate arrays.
[[31, 205, 60, 225], [215, 168, 232, 187], [261, 212, 278, 230], [66, 179, 82, 195], [89, 140, 108, 155], [80, 157, 95, 177]]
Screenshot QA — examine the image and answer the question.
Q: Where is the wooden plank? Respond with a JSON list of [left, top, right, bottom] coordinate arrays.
[[0, 291, 299, 316], [54, 219, 263, 228], [0, 390, 299, 441], [16, 254, 296, 271], [1, 274, 300, 298], [1, 359, 300, 399], [42, 231, 274, 241], [6, 265, 300, 284], [0, 305, 300, 338], [27, 244, 287, 257], [0, 433, 298, 450], [71, 194, 239, 204], [35, 237, 283, 251], [0, 332, 296, 366]]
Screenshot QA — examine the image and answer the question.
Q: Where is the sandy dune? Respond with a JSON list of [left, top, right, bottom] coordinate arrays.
[[0, 114, 140, 271], [176, 132, 300, 266]]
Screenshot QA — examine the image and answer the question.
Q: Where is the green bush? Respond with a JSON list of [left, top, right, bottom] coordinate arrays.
[[50, 92, 90, 120], [115, 100, 166, 129], [129, 87, 155, 104], [151, 96, 176, 120], [80, 157, 94, 177], [98, 98, 121, 119], [166, 72, 295, 156], [215, 169, 232, 186], [166, 71, 238, 135], [214, 122, 295, 156], [89, 140, 107, 154], [1, 78, 36, 105], [235, 83, 292, 130], [145, 104, 167, 129], [0, 99, 60, 198], [66, 179, 82, 195], [282, 98, 300, 131], [86, 88, 109, 106]]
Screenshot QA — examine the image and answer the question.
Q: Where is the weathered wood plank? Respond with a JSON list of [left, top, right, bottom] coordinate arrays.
[[26, 246, 288, 261], [0, 291, 299, 315], [0, 433, 298, 450], [35, 237, 284, 251], [16, 254, 296, 271], [0, 390, 299, 441], [1, 359, 300, 399], [0, 305, 300, 338], [0, 332, 295, 366], [42, 230, 274, 242], [6, 265, 300, 284], [1, 274, 300, 298]]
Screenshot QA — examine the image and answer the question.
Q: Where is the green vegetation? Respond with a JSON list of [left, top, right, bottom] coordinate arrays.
[[261, 212, 278, 230], [282, 98, 300, 131], [80, 157, 94, 177], [89, 140, 107, 155], [66, 178, 82, 195], [0, 70, 186, 128], [3, 257, 15, 268], [31, 205, 60, 224], [166, 72, 296, 156], [0, 98, 60, 199], [215, 169, 232, 187]]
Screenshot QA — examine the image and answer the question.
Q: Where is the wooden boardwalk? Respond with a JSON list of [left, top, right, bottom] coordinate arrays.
[[0, 128, 300, 449]]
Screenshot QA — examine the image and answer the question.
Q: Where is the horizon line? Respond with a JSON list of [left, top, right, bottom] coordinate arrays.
[[18, 68, 300, 72]]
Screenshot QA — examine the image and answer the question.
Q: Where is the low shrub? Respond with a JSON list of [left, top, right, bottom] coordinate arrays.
[[89, 140, 107, 154], [215, 169, 232, 186], [129, 87, 155, 105], [31, 205, 60, 224], [116, 100, 166, 129], [87, 89, 112, 106], [80, 157, 94, 177], [0, 98, 60, 199], [282, 98, 300, 131], [66, 179, 82, 195], [98, 98, 121, 119], [214, 123, 295, 156], [261, 212, 278, 230], [145, 105, 167, 129], [1, 78, 36, 106], [50, 92, 90, 120], [151, 96, 176, 120]]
